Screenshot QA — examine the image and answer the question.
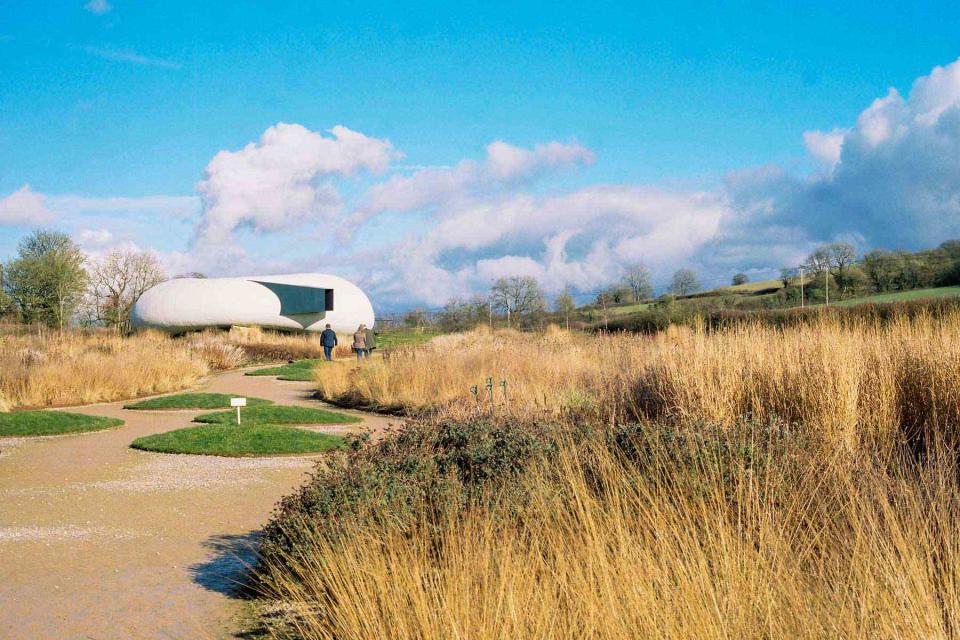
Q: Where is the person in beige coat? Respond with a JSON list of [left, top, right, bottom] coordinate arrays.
[[352, 324, 367, 362]]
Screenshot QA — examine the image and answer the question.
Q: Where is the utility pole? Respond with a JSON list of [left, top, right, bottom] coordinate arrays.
[[799, 266, 805, 308]]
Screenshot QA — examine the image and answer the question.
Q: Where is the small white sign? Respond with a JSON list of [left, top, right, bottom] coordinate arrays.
[[230, 397, 247, 407]]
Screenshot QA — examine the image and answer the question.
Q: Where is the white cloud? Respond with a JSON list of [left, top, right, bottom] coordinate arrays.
[[10, 58, 960, 309], [0, 185, 55, 225], [484, 140, 595, 181], [732, 57, 960, 252], [75, 228, 114, 246], [803, 128, 847, 170], [194, 123, 398, 246], [375, 186, 728, 305], [343, 139, 595, 236], [84, 0, 112, 15]]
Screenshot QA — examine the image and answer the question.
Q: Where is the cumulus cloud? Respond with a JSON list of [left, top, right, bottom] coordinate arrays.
[[0, 185, 55, 225], [803, 128, 847, 170], [484, 140, 595, 181], [737, 57, 960, 252], [194, 123, 397, 246], [374, 186, 728, 305], [9, 58, 960, 309], [344, 139, 594, 236]]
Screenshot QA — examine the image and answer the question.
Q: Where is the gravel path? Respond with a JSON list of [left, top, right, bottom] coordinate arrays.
[[0, 367, 398, 640]]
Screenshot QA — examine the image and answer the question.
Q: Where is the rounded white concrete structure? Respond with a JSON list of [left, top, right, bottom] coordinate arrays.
[[131, 273, 374, 334]]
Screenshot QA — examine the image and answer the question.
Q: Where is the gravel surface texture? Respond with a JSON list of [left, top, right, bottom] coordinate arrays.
[[0, 366, 397, 640]]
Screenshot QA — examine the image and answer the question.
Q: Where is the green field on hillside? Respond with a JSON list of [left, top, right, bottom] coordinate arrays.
[[717, 277, 786, 294], [831, 286, 960, 307]]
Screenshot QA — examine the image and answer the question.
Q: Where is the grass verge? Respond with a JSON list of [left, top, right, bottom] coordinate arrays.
[[124, 393, 273, 410], [130, 423, 344, 457], [194, 404, 362, 426], [0, 410, 123, 437], [247, 359, 322, 381]]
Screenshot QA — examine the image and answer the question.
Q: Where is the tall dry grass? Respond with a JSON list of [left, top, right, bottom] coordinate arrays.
[[0, 330, 211, 408], [318, 314, 960, 453], [224, 325, 353, 361], [0, 325, 347, 410], [258, 432, 960, 640], [258, 313, 960, 638]]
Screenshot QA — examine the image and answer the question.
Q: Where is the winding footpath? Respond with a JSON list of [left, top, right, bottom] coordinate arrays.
[[0, 368, 396, 640]]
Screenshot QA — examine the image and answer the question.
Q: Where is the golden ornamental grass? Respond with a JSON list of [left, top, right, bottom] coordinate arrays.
[[319, 313, 960, 453], [271, 312, 960, 638], [259, 439, 960, 640], [0, 330, 211, 409]]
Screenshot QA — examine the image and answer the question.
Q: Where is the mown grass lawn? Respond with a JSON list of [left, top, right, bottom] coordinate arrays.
[[194, 404, 362, 426], [124, 393, 274, 410], [0, 411, 123, 437], [130, 423, 344, 457], [246, 359, 322, 381]]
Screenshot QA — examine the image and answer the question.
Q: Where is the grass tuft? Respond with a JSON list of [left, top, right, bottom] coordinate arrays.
[[124, 393, 273, 410], [0, 410, 123, 437], [247, 359, 323, 381], [194, 404, 361, 426], [130, 423, 344, 457]]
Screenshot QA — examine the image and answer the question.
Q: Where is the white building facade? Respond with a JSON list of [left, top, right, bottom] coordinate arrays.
[[130, 273, 375, 334]]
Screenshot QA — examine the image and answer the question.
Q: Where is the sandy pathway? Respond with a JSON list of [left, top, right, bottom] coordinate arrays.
[[0, 368, 397, 640]]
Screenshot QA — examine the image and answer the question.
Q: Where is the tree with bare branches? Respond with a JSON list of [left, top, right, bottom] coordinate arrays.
[[490, 276, 545, 328], [622, 263, 654, 301], [86, 250, 166, 330]]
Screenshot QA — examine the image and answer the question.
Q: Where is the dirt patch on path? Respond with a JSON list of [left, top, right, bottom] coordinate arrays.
[[0, 367, 398, 640]]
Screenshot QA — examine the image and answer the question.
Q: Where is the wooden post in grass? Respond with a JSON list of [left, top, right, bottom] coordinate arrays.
[[231, 397, 247, 425]]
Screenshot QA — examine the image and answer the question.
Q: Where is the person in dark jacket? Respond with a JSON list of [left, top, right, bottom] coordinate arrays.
[[320, 324, 338, 361]]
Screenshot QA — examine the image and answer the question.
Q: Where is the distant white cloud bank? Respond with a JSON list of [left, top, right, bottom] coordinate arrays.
[[4, 58, 960, 307]]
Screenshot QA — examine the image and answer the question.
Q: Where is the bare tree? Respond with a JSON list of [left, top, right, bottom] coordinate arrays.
[[779, 267, 794, 288], [490, 276, 545, 328], [826, 241, 857, 296], [670, 268, 701, 296], [554, 290, 576, 330], [595, 289, 614, 331], [622, 263, 653, 302], [804, 246, 832, 274], [87, 250, 166, 330]]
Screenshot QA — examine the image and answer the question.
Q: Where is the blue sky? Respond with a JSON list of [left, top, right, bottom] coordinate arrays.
[[3, 1, 960, 308]]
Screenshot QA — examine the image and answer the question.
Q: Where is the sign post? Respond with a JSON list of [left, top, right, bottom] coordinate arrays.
[[231, 397, 247, 424]]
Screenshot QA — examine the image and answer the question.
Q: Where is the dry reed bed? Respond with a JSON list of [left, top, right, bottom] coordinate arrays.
[[259, 438, 960, 640], [0, 331, 211, 409], [0, 326, 345, 410], [318, 314, 960, 453]]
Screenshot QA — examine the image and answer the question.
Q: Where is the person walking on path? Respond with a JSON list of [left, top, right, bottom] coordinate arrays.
[[364, 325, 377, 355], [352, 324, 367, 362], [320, 323, 338, 361]]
